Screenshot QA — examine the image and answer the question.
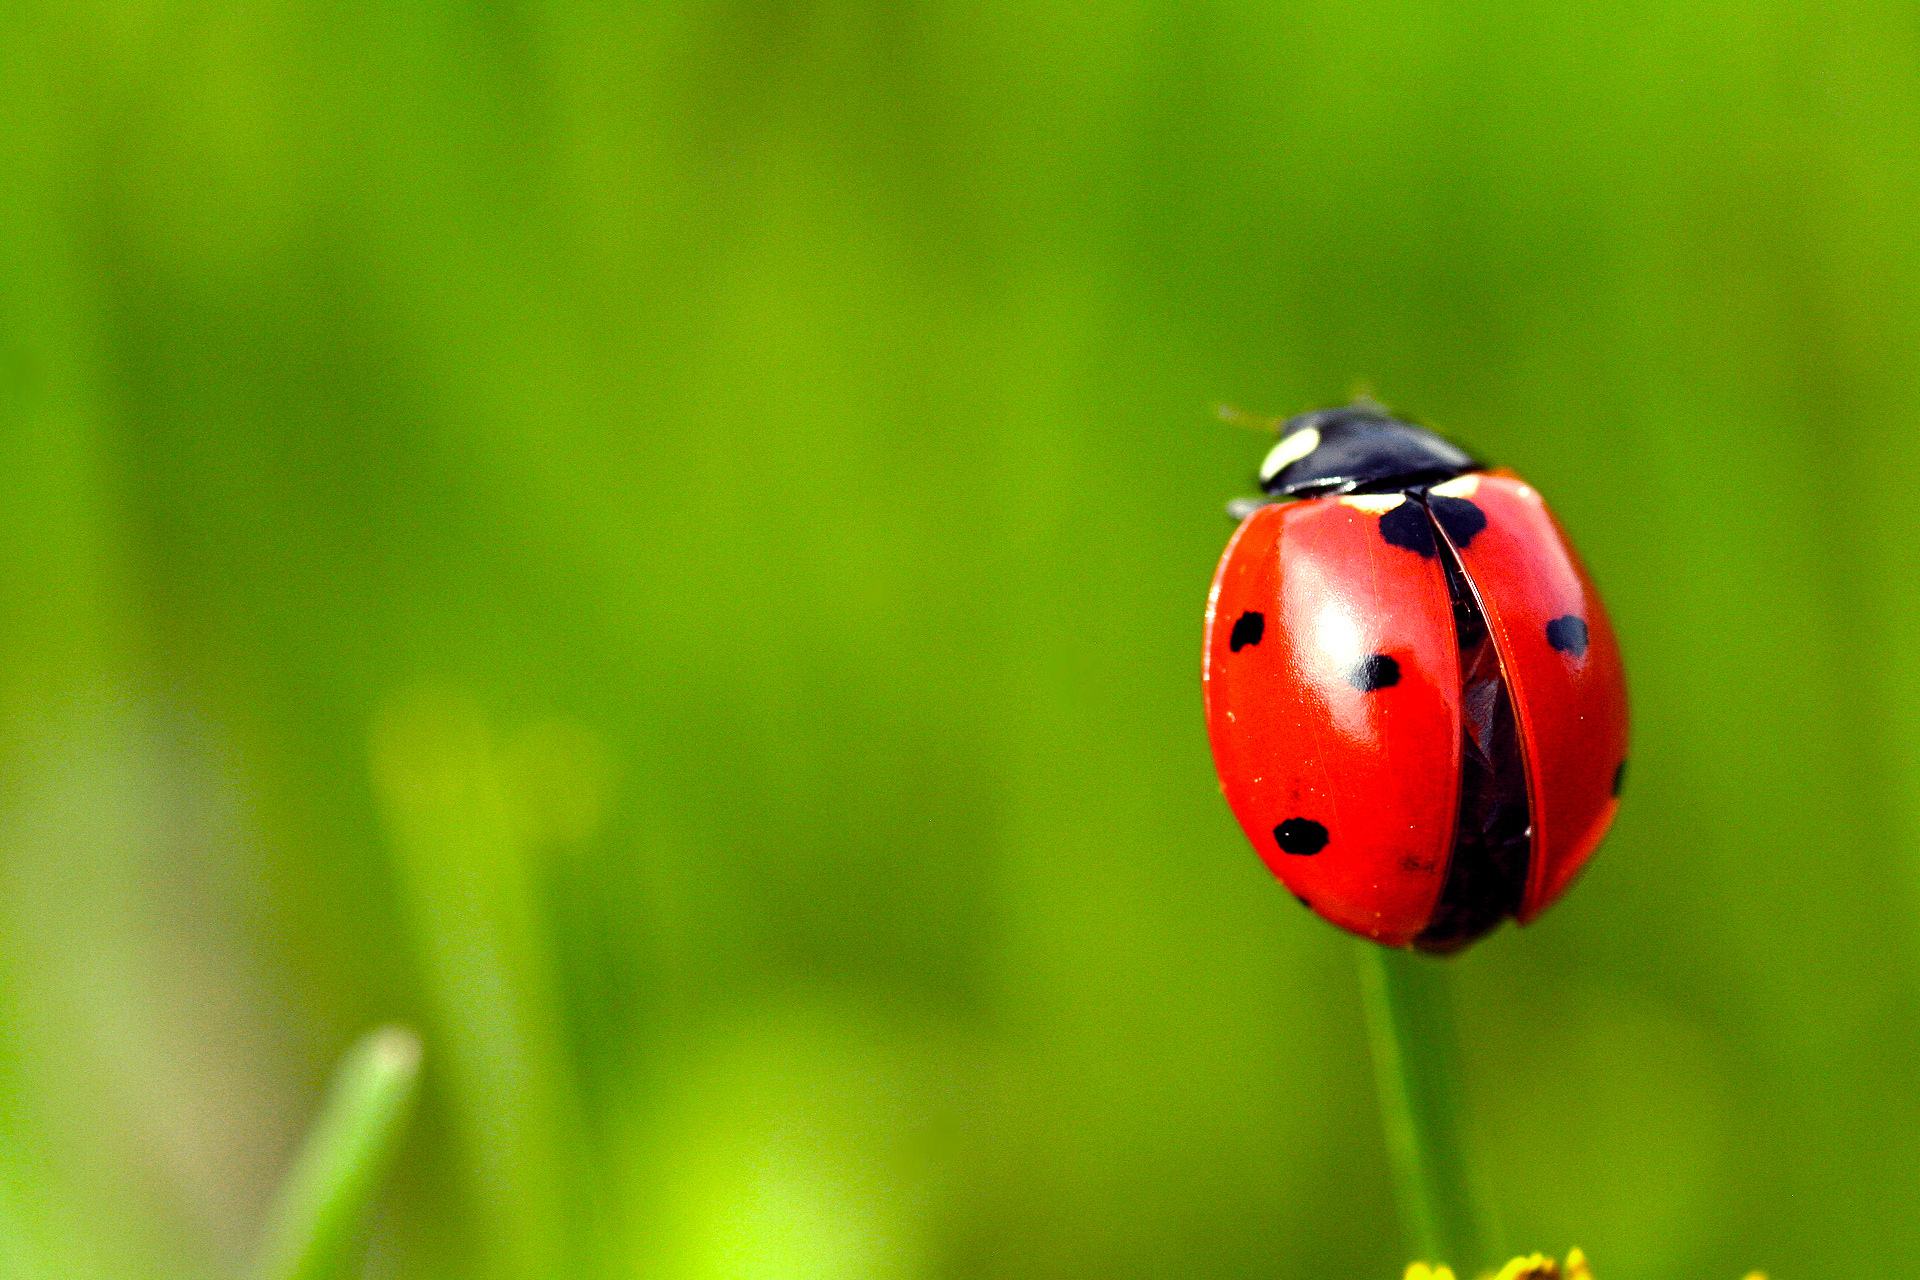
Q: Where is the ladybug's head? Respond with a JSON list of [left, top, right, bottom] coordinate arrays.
[[1258, 403, 1481, 498]]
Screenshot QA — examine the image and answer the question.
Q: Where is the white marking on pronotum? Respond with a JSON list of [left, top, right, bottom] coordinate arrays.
[[1339, 494, 1404, 513], [1430, 473, 1481, 498], [1225, 496, 1282, 520], [1258, 427, 1321, 483]]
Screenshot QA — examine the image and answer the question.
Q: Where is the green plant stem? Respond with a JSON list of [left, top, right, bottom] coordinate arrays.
[[249, 1025, 424, 1280], [1356, 944, 1492, 1274]]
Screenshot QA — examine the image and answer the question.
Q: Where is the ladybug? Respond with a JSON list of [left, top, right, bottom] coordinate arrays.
[[1203, 403, 1627, 952]]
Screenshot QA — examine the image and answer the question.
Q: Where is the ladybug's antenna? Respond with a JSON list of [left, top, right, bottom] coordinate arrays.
[[1347, 386, 1390, 415], [1216, 404, 1284, 434]]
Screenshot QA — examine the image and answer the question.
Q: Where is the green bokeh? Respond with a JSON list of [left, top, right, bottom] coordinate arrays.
[[5, 1, 1920, 1277]]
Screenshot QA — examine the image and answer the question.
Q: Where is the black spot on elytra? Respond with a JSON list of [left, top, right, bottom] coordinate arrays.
[[1273, 818, 1330, 855], [1546, 615, 1589, 657], [1378, 500, 1436, 557], [1428, 494, 1488, 548], [1230, 610, 1265, 652], [1612, 760, 1627, 797], [1347, 653, 1401, 692]]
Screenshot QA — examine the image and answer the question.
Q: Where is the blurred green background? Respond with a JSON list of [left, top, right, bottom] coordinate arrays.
[[6, 1, 1920, 1277]]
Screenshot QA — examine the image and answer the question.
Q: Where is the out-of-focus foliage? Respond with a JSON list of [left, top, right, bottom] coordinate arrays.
[[5, 1, 1920, 1278]]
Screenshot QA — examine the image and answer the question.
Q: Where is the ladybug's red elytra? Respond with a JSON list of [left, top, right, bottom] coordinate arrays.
[[1203, 403, 1628, 952]]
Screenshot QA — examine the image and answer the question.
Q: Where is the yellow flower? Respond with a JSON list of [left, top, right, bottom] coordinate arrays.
[[1402, 1250, 1765, 1280]]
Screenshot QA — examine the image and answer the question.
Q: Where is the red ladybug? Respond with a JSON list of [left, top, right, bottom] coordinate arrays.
[[1203, 404, 1627, 951]]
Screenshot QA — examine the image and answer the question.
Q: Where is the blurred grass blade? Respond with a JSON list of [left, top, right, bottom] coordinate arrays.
[[250, 1026, 423, 1280], [370, 688, 583, 1278], [1357, 945, 1494, 1274]]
